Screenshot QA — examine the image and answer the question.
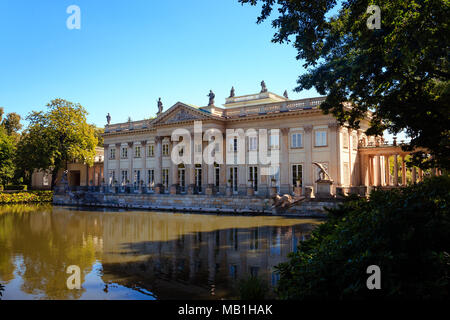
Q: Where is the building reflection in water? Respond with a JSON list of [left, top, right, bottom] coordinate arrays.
[[0, 205, 321, 300]]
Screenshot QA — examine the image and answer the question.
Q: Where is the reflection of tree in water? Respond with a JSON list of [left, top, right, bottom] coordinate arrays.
[[0, 205, 98, 299]]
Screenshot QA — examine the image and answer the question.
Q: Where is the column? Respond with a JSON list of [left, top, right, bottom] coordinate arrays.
[[394, 154, 399, 186], [401, 155, 407, 185], [128, 142, 133, 189], [376, 155, 382, 186], [220, 132, 227, 195], [418, 168, 423, 182], [328, 123, 339, 189], [280, 128, 290, 194], [188, 132, 195, 193], [360, 154, 369, 186], [384, 155, 390, 186], [304, 125, 313, 187]]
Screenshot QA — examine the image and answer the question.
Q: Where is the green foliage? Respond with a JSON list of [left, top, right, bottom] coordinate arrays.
[[1, 112, 22, 136], [0, 186, 3, 192], [239, 276, 268, 300], [239, 0, 450, 170], [16, 99, 97, 189], [276, 176, 450, 299], [0, 191, 53, 204], [0, 127, 16, 185], [3, 185, 27, 191]]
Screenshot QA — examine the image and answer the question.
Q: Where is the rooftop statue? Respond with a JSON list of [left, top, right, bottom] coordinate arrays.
[[283, 90, 289, 99], [261, 80, 268, 93], [106, 113, 111, 125], [157, 97, 163, 115], [207, 90, 215, 106], [229, 86, 235, 98], [313, 162, 332, 181]]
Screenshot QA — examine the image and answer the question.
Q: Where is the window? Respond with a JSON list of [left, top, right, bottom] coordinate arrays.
[[162, 143, 169, 156], [147, 169, 155, 189], [121, 147, 128, 159], [343, 131, 349, 148], [315, 130, 327, 147], [248, 136, 257, 151], [162, 168, 169, 189], [148, 144, 154, 157], [352, 134, 358, 150], [269, 134, 279, 149], [108, 170, 116, 185], [195, 165, 202, 193], [292, 164, 303, 187], [214, 165, 220, 187], [109, 148, 116, 160], [134, 146, 141, 158], [291, 133, 303, 148], [248, 166, 258, 191], [121, 170, 128, 184], [343, 162, 350, 186], [229, 138, 238, 152], [133, 170, 141, 187]]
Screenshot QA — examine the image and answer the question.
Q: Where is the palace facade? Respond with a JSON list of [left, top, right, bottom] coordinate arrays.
[[102, 87, 401, 198]]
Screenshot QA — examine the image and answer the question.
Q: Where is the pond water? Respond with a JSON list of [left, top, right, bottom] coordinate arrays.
[[0, 204, 321, 300]]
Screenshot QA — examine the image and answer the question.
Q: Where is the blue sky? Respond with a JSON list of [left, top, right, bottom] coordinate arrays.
[[0, 0, 320, 127]]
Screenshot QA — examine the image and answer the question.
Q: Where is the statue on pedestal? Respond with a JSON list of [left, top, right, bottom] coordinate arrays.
[[313, 162, 332, 181], [207, 90, 215, 106], [106, 113, 111, 125], [229, 86, 235, 98], [157, 98, 163, 115], [260, 80, 268, 93]]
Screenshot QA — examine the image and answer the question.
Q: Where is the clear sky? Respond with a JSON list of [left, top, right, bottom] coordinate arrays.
[[0, 0, 405, 142], [0, 0, 319, 126]]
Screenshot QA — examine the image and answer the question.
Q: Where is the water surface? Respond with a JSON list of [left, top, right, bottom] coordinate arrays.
[[0, 204, 321, 300]]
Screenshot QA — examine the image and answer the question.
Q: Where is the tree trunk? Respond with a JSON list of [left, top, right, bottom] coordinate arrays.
[[50, 167, 60, 191]]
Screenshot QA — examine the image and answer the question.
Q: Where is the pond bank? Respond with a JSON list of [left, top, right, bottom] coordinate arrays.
[[53, 192, 340, 217]]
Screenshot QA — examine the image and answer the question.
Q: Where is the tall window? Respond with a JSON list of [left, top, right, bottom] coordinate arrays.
[[109, 148, 116, 160], [148, 144, 154, 157], [248, 166, 258, 191], [162, 168, 169, 189], [195, 165, 202, 193], [291, 133, 303, 148], [133, 170, 141, 188], [229, 167, 238, 192], [162, 143, 169, 156], [121, 170, 128, 184], [134, 146, 141, 158], [343, 131, 349, 148], [315, 130, 327, 147], [214, 164, 220, 187], [121, 147, 128, 159], [108, 170, 116, 185], [147, 169, 155, 189], [229, 138, 238, 152], [292, 164, 303, 187], [352, 134, 358, 150], [343, 162, 350, 186], [248, 136, 257, 151]]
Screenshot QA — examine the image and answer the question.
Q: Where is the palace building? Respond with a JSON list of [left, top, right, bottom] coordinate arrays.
[[102, 83, 422, 198]]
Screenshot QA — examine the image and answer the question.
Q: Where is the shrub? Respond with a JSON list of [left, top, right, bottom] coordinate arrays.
[[4, 185, 27, 191], [239, 276, 268, 300], [276, 176, 450, 300], [0, 185, 3, 192], [0, 191, 53, 204]]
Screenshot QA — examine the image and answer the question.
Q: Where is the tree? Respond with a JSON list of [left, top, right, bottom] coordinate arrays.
[[276, 176, 450, 299], [0, 126, 16, 185], [239, 0, 450, 169], [17, 99, 97, 189], [1, 112, 22, 136]]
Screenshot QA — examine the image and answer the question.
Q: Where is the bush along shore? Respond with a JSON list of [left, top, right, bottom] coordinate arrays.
[[0, 191, 53, 204], [276, 176, 450, 300]]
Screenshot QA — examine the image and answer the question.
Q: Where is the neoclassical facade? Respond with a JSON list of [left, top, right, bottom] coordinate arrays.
[[103, 87, 404, 198]]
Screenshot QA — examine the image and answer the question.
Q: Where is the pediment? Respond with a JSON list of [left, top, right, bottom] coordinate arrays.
[[151, 102, 220, 126]]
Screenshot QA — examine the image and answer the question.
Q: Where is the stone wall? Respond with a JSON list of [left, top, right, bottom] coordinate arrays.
[[53, 192, 341, 217]]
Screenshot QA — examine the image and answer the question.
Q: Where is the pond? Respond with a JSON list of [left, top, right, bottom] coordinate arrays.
[[0, 204, 322, 300]]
